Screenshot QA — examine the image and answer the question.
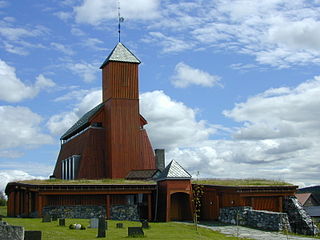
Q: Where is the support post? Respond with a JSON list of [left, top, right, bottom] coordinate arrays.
[[106, 195, 111, 219], [148, 193, 152, 221]]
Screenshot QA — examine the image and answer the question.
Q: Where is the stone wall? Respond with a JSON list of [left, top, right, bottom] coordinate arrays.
[[0, 221, 24, 240], [219, 206, 291, 231], [110, 204, 139, 221], [284, 196, 319, 235], [43, 205, 105, 219]]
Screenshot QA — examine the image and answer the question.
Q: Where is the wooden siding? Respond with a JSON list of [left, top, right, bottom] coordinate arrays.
[[102, 62, 139, 102], [47, 195, 105, 206], [6, 183, 155, 219], [200, 185, 296, 220], [53, 127, 106, 179], [157, 180, 193, 222], [139, 129, 156, 170], [104, 99, 141, 178]]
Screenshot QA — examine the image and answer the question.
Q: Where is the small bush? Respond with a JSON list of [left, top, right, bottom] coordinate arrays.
[[0, 192, 7, 206]]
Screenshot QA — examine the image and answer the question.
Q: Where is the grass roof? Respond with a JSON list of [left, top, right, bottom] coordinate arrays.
[[192, 178, 293, 186], [15, 178, 292, 186], [16, 178, 155, 185]]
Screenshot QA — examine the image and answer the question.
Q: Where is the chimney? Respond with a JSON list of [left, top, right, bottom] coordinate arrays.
[[155, 149, 165, 171]]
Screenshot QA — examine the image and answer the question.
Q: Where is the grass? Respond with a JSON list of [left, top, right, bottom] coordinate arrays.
[[192, 178, 292, 186], [0, 206, 7, 216], [16, 179, 155, 185], [2, 217, 251, 240], [15, 178, 292, 187]]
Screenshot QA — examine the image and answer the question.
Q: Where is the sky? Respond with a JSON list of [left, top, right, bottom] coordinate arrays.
[[0, 0, 320, 192]]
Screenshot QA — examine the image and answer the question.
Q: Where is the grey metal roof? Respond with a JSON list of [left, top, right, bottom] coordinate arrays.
[[156, 160, 191, 181], [100, 42, 140, 68], [60, 102, 105, 140]]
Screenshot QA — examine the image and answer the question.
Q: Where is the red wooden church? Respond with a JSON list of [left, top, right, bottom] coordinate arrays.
[[5, 42, 297, 222], [53, 43, 156, 180]]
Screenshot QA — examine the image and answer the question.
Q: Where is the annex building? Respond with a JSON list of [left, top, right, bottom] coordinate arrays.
[[5, 42, 297, 222]]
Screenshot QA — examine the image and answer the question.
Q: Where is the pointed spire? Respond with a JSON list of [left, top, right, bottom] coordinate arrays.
[[156, 160, 192, 181], [100, 43, 140, 69]]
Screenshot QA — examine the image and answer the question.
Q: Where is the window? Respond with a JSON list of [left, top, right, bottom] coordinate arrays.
[[61, 155, 80, 180]]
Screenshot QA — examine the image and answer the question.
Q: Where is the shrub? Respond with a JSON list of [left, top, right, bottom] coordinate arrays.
[[0, 192, 7, 206]]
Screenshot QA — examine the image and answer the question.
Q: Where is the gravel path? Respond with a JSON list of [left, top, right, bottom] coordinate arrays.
[[182, 222, 319, 240]]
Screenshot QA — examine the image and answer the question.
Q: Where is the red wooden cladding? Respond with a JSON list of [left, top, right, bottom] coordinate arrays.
[[102, 62, 139, 102], [139, 129, 156, 170], [53, 128, 106, 179], [200, 185, 296, 220], [104, 99, 141, 178], [47, 195, 105, 206]]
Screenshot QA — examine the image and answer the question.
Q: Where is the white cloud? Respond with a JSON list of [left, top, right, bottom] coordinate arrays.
[[71, 27, 85, 36], [0, 59, 55, 102], [0, 106, 53, 150], [138, 1, 320, 67], [143, 32, 195, 53], [67, 62, 99, 83], [0, 170, 45, 193], [3, 42, 28, 55], [74, 0, 160, 25], [140, 90, 216, 149], [51, 42, 74, 55], [81, 38, 104, 51], [171, 62, 221, 88], [47, 90, 102, 136], [54, 11, 72, 21], [0, 1, 7, 8]]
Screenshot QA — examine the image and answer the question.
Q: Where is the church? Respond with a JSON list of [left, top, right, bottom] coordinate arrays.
[[5, 42, 297, 222]]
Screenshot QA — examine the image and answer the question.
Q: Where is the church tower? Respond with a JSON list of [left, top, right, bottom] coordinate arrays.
[[100, 43, 143, 178]]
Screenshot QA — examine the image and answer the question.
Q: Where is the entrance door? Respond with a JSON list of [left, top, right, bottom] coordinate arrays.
[[170, 192, 191, 221]]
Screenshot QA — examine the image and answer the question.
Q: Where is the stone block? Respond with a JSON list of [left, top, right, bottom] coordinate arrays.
[[141, 220, 149, 229], [24, 230, 42, 240], [116, 223, 123, 228], [111, 205, 139, 221], [59, 218, 65, 226], [0, 225, 24, 240], [97, 217, 106, 238], [128, 227, 144, 237], [43, 205, 106, 219], [42, 214, 51, 223], [90, 218, 99, 228]]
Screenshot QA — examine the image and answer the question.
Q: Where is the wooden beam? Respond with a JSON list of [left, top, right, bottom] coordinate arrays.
[[37, 194, 43, 217], [106, 195, 110, 219], [39, 190, 153, 195]]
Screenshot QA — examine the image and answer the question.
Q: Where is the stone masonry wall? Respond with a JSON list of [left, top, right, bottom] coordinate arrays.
[[284, 196, 319, 235], [0, 221, 24, 240], [110, 204, 139, 221], [43, 205, 106, 219], [219, 206, 291, 232]]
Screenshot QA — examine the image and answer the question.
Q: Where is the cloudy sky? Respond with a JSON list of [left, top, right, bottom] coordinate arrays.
[[1, 0, 320, 192]]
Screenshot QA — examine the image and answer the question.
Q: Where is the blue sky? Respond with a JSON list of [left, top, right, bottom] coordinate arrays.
[[1, 0, 320, 191]]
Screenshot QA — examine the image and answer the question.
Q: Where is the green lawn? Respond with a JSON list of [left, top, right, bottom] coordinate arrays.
[[3, 217, 251, 240], [0, 206, 7, 216]]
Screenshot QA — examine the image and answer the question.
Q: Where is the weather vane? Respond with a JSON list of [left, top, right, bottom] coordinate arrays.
[[118, 0, 124, 42]]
